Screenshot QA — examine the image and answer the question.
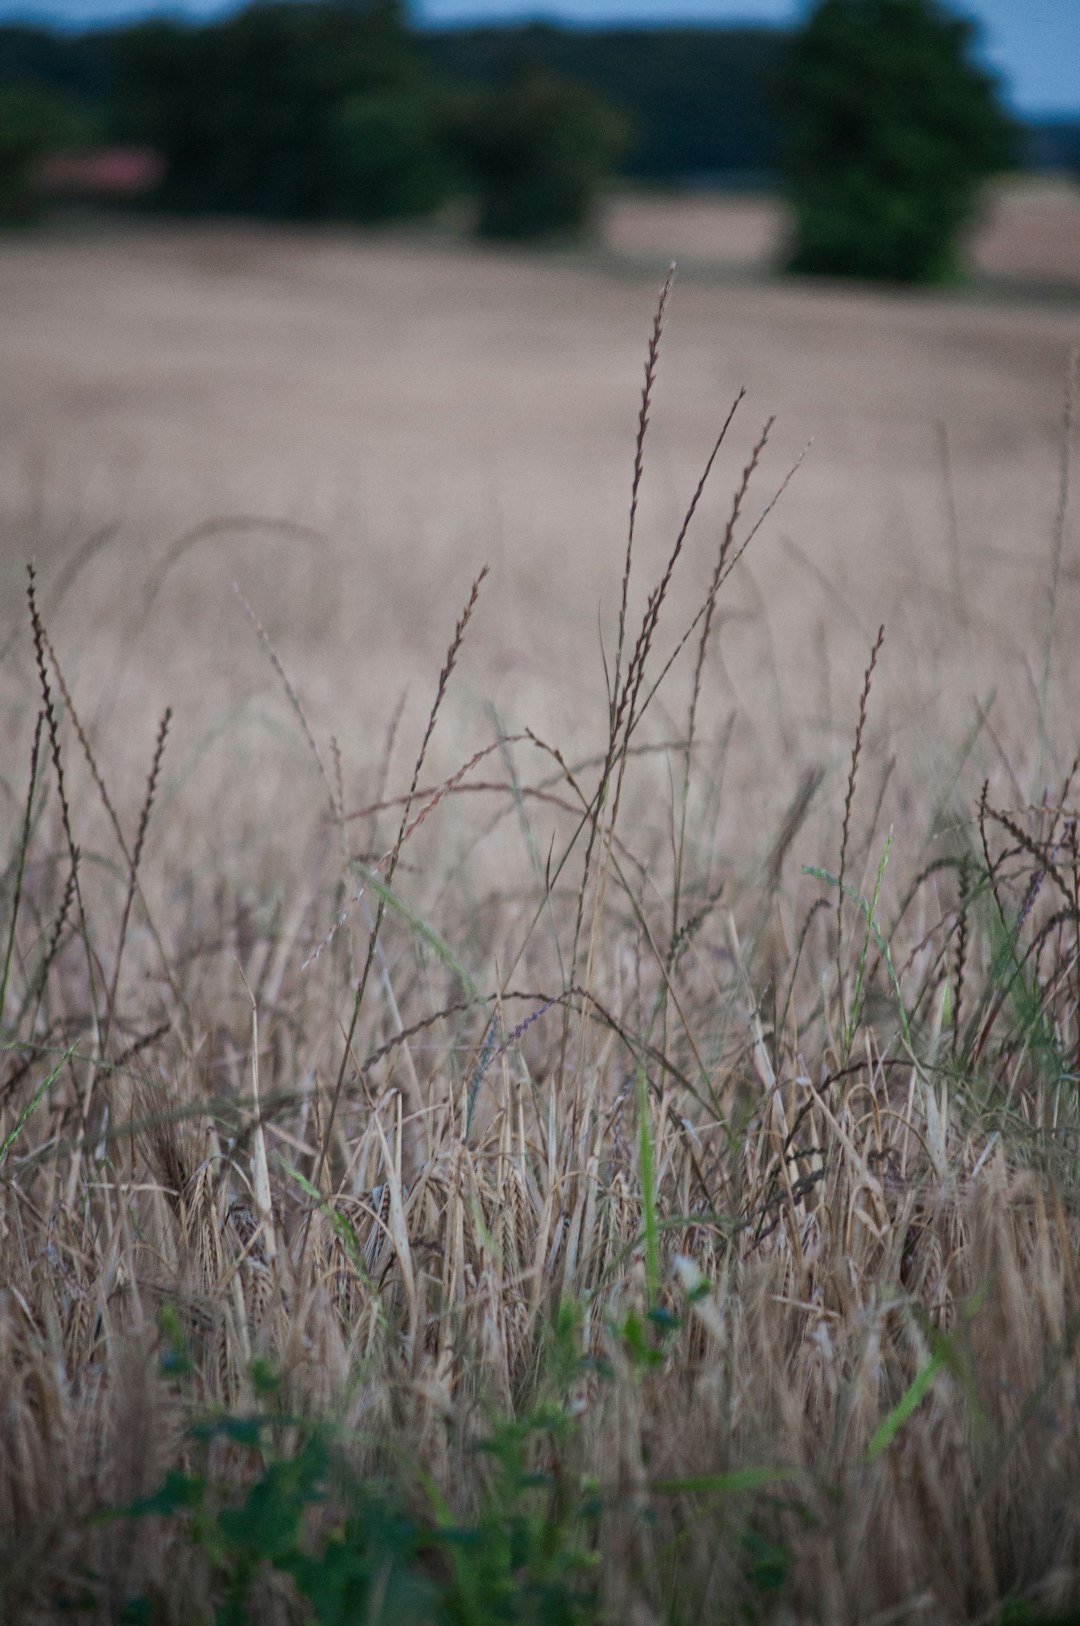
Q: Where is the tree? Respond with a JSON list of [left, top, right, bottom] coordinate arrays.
[[448, 72, 627, 241], [0, 85, 96, 224], [424, 25, 784, 185], [784, 0, 1016, 283], [116, 2, 450, 223]]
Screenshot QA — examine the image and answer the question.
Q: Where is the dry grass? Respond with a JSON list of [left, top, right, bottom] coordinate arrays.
[[1, 228, 1080, 1624]]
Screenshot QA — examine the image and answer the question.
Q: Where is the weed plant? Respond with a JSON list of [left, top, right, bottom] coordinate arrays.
[[1, 280, 1080, 1626]]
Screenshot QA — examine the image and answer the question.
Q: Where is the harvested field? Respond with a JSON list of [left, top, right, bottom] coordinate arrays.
[[603, 175, 1080, 290], [3, 221, 1077, 752], [1, 226, 1080, 1624]]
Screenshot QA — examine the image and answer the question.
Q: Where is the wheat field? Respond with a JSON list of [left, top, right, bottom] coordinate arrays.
[[1, 224, 1080, 1625]]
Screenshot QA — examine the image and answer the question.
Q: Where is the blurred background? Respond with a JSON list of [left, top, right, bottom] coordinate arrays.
[[0, 0, 1077, 287]]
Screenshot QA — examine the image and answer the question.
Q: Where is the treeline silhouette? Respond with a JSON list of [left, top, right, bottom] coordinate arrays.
[[1, 14, 785, 192], [1, 4, 636, 232], [0, 1, 1074, 244], [423, 25, 786, 183]]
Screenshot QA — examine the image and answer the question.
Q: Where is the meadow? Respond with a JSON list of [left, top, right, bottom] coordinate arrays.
[[1, 216, 1080, 1624]]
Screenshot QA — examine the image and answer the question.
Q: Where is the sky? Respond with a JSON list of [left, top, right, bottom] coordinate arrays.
[[1, 0, 1078, 116]]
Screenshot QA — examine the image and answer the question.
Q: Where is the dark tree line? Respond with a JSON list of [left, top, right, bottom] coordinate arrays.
[[0, 0, 1049, 281], [114, 3, 449, 222], [0, 17, 788, 194], [424, 25, 787, 184], [0, 1, 628, 236]]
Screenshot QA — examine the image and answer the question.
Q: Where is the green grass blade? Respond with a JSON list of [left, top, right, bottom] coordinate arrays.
[[866, 1352, 944, 1462], [0, 1045, 77, 1170], [361, 868, 478, 1001]]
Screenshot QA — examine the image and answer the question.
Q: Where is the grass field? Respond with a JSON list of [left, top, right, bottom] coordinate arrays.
[[603, 176, 1080, 291], [1, 220, 1080, 1624]]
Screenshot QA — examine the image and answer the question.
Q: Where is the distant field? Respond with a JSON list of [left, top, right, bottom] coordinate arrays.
[[604, 175, 1080, 288], [2, 226, 1080, 1622], [2, 218, 1077, 764]]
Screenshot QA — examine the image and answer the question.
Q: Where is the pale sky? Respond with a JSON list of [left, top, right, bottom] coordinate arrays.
[[2, 0, 1077, 116]]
